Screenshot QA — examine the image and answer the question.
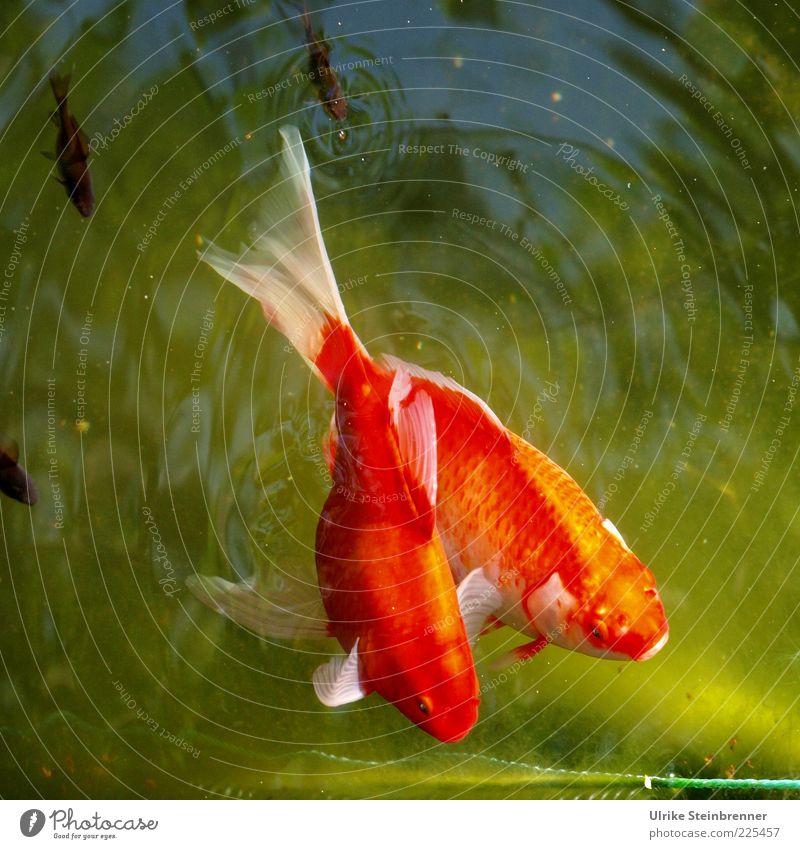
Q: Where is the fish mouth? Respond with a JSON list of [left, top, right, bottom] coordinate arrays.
[[636, 624, 669, 661], [429, 698, 480, 743], [439, 724, 472, 744]]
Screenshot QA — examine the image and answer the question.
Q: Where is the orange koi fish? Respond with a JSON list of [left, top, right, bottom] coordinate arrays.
[[189, 127, 500, 741], [46, 72, 94, 217], [302, 7, 347, 121]]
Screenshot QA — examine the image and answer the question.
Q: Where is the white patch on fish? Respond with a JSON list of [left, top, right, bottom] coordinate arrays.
[[525, 571, 578, 645], [637, 628, 669, 661]]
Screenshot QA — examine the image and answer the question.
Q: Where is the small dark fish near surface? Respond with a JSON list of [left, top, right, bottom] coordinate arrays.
[[302, 8, 347, 121], [46, 71, 94, 217], [0, 437, 37, 505]]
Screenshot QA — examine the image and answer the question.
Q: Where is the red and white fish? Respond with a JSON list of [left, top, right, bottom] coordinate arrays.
[[194, 124, 667, 689], [189, 127, 501, 742]]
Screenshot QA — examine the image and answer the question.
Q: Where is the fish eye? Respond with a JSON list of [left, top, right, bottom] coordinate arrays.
[[417, 697, 432, 715], [591, 621, 608, 641]]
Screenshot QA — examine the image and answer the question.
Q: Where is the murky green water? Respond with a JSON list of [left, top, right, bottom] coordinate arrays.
[[1, 0, 800, 799]]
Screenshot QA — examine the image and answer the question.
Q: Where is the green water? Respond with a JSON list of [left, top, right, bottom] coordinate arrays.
[[1, 0, 800, 799]]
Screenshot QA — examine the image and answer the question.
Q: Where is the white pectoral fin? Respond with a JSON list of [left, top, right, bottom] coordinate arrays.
[[186, 573, 330, 640], [602, 517, 631, 551], [456, 567, 504, 645], [312, 640, 367, 706]]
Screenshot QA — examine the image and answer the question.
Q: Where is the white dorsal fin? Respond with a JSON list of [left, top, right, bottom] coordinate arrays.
[[456, 568, 504, 645], [380, 353, 503, 429], [387, 366, 412, 418], [312, 640, 367, 706], [186, 573, 330, 640], [390, 375, 438, 510]]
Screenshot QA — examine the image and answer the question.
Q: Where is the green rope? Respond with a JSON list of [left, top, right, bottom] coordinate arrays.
[[194, 739, 800, 794], [646, 775, 800, 791]]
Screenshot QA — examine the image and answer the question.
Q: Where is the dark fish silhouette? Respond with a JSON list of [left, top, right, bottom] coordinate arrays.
[[45, 71, 94, 217], [0, 437, 37, 505], [302, 8, 347, 121]]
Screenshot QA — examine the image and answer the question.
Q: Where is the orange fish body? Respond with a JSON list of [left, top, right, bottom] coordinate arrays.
[[193, 129, 501, 742], [48, 72, 94, 217], [312, 327, 481, 740], [374, 368, 670, 664]]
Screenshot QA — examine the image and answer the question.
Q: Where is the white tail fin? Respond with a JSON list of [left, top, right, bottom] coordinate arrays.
[[186, 571, 331, 640], [199, 126, 361, 383]]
